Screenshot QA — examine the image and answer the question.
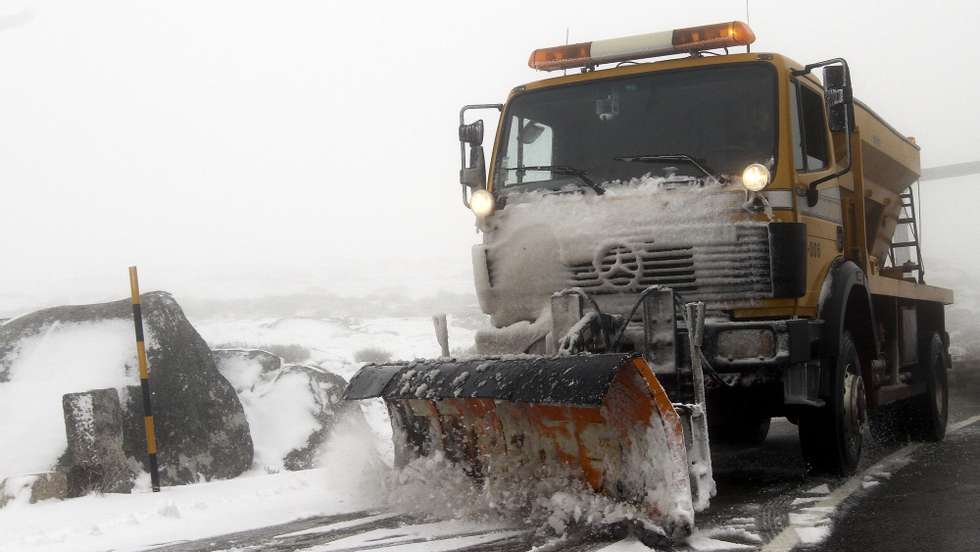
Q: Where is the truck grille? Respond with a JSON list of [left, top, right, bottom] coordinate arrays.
[[565, 225, 772, 304]]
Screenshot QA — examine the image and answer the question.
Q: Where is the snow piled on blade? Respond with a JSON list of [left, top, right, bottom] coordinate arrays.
[[384, 451, 663, 543], [371, 354, 702, 545]]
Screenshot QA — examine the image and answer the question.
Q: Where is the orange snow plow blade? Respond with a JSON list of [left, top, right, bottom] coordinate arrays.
[[344, 353, 700, 537]]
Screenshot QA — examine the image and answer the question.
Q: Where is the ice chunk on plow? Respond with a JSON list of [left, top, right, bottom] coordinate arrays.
[[344, 353, 696, 538]]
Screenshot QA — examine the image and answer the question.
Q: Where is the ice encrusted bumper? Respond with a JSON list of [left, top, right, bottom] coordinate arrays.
[[699, 318, 825, 407]]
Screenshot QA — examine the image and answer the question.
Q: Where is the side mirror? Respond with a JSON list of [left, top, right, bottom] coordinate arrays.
[[459, 119, 484, 146], [457, 104, 503, 207], [823, 65, 853, 133], [459, 119, 486, 189], [460, 144, 487, 189]]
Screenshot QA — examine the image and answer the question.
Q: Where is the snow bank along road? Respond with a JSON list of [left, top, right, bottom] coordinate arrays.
[[140, 365, 980, 552]]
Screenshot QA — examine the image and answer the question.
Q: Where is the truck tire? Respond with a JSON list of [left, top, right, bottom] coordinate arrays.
[[908, 332, 948, 442], [799, 331, 867, 476]]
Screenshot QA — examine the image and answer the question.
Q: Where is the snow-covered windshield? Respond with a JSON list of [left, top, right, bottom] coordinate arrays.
[[493, 63, 777, 190]]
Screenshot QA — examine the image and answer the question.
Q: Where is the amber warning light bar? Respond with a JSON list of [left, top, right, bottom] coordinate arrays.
[[528, 21, 756, 71]]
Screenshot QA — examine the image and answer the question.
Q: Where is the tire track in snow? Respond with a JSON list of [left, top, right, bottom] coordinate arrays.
[[145, 511, 412, 552]]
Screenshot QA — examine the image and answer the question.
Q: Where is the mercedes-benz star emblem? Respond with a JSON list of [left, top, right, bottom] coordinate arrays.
[[595, 244, 639, 287]]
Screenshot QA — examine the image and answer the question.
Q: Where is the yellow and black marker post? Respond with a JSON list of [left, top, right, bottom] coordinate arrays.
[[128, 266, 161, 492]]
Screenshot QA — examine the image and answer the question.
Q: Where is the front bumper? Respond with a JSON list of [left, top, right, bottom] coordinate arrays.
[[695, 318, 825, 407]]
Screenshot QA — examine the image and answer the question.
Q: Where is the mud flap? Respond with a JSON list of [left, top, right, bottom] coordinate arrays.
[[345, 353, 697, 538]]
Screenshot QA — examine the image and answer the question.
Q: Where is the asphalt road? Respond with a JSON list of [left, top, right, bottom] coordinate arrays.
[[152, 363, 980, 552], [808, 367, 980, 552]]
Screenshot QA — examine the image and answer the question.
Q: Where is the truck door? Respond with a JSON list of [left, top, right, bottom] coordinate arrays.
[[791, 78, 842, 309]]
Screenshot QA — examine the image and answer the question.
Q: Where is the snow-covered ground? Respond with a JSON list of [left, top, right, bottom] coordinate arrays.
[[0, 309, 482, 552], [0, 465, 380, 552], [0, 310, 469, 486], [0, 397, 393, 552], [193, 315, 479, 383], [2, 261, 976, 552]]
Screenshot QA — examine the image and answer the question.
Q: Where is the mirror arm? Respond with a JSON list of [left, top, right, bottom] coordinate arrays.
[[791, 57, 849, 78], [459, 103, 505, 126]]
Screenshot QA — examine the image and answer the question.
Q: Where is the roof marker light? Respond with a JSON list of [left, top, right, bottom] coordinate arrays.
[[528, 21, 756, 72]]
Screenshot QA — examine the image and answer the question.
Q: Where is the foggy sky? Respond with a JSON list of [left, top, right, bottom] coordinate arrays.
[[1, 0, 978, 315]]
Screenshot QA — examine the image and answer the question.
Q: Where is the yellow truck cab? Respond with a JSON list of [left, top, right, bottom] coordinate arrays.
[[457, 22, 954, 475]]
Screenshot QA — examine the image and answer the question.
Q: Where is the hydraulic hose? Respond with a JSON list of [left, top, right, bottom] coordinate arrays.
[[610, 285, 734, 389]]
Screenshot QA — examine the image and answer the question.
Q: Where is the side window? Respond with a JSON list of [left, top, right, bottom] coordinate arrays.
[[789, 84, 804, 170], [502, 116, 554, 186], [791, 82, 830, 172]]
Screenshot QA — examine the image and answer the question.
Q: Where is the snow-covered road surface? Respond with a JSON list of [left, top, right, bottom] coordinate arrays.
[[5, 409, 980, 552], [0, 468, 381, 552], [4, 309, 979, 552], [125, 365, 980, 552]]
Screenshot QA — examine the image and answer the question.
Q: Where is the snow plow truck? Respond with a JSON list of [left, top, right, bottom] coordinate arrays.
[[345, 21, 954, 539]]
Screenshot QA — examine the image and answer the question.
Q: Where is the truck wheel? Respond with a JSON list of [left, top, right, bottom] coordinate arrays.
[[908, 333, 948, 442], [799, 331, 867, 476]]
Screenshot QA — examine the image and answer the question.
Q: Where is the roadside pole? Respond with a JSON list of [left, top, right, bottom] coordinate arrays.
[[128, 266, 161, 492]]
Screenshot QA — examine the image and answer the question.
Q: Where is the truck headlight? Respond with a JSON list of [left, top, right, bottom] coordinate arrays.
[[469, 189, 495, 217], [741, 163, 771, 192]]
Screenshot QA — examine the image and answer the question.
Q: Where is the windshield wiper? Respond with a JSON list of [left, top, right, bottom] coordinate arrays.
[[613, 154, 719, 182], [505, 165, 605, 195]]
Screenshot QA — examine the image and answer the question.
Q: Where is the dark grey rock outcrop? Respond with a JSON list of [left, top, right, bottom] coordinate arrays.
[[0, 292, 253, 485]]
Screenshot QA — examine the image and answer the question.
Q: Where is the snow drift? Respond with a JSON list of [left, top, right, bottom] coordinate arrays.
[[213, 348, 370, 472]]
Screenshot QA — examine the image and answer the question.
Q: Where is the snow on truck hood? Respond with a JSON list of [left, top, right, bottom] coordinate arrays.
[[489, 175, 746, 267], [479, 175, 754, 326]]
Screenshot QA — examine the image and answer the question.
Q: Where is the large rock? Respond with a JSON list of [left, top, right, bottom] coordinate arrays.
[[0, 292, 253, 486], [214, 348, 361, 471], [0, 472, 68, 508], [62, 388, 131, 495]]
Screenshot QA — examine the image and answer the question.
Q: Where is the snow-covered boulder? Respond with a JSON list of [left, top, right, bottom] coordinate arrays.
[[62, 388, 131, 495], [213, 348, 362, 471], [0, 292, 253, 488], [0, 472, 67, 507]]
